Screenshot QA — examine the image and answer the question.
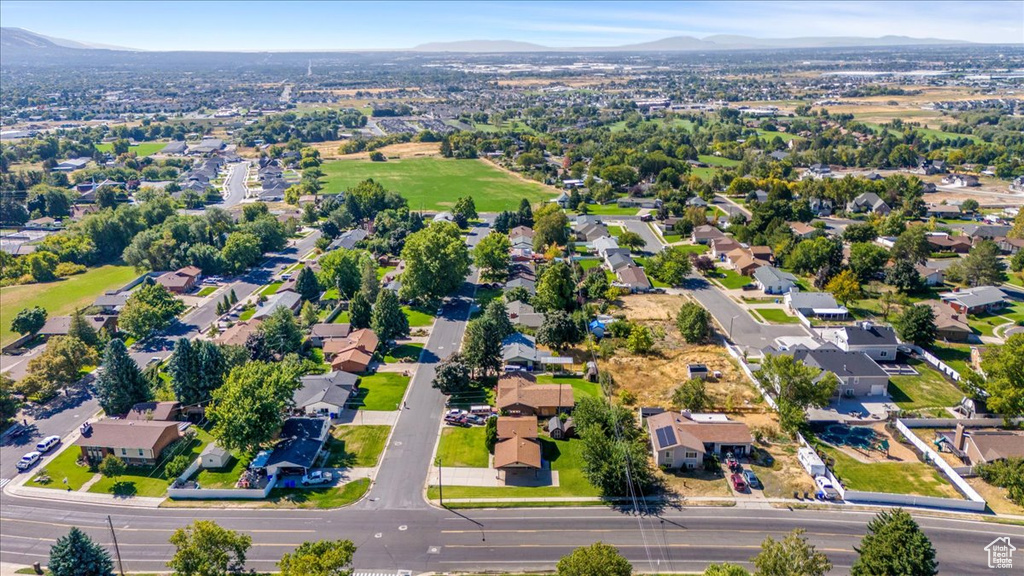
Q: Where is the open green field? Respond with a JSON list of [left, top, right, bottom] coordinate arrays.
[[95, 141, 170, 157], [888, 360, 964, 411], [428, 436, 600, 499], [321, 157, 556, 212], [437, 426, 489, 468], [756, 130, 805, 143], [698, 155, 741, 167], [325, 425, 390, 468], [820, 445, 959, 498], [609, 117, 695, 133], [863, 123, 981, 144], [352, 373, 410, 411], [533, 375, 602, 399], [0, 264, 139, 347]]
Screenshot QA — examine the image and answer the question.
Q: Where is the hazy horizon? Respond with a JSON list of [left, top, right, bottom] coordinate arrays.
[[1, 0, 1021, 52]]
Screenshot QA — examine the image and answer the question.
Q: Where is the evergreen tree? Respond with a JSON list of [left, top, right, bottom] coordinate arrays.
[[517, 198, 534, 227], [359, 259, 380, 302], [300, 300, 318, 328], [482, 299, 515, 340], [258, 306, 304, 357], [229, 288, 238, 305], [68, 308, 100, 349], [851, 509, 937, 576], [349, 291, 372, 329], [95, 338, 151, 416], [295, 266, 322, 302], [168, 338, 197, 403], [371, 289, 409, 347], [48, 527, 114, 576]]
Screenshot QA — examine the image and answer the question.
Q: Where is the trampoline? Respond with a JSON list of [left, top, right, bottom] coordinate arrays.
[[814, 423, 877, 450]]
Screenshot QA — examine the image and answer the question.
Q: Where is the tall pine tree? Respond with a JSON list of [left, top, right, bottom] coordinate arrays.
[[48, 527, 114, 576], [359, 259, 380, 303], [68, 308, 100, 349], [349, 291, 372, 329], [95, 339, 151, 417], [169, 338, 226, 405], [295, 266, 321, 302]]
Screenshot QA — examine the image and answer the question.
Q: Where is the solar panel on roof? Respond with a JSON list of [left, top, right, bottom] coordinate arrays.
[[655, 426, 676, 447]]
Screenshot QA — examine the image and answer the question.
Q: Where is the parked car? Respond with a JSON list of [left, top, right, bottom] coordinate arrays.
[[815, 476, 840, 500], [35, 435, 60, 453], [301, 471, 333, 486], [445, 418, 470, 428], [741, 283, 758, 291], [730, 473, 748, 492], [465, 415, 485, 425], [743, 470, 761, 489], [725, 454, 741, 472], [16, 451, 41, 472]]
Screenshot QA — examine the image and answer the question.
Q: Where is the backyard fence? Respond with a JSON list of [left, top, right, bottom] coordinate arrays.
[[912, 345, 962, 382]]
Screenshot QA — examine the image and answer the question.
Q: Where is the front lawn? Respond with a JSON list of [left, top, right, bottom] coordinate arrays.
[[533, 375, 603, 399], [88, 428, 214, 497], [29, 446, 96, 490], [268, 477, 370, 508], [820, 445, 959, 498], [888, 360, 964, 411], [196, 286, 217, 297], [712, 268, 752, 290], [437, 426, 489, 468], [238, 307, 256, 321], [260, 281, 283, 296], [752, 308, 800, 324], [403, 305, 436, 327], [325, 425, 390, 467], [384, 343, 424, 363], [351, 373, 410, 411]]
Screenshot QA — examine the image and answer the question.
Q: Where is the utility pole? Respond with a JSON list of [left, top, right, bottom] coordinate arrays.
[[435, 457, 443, 507], [107, 515, 125, 576]]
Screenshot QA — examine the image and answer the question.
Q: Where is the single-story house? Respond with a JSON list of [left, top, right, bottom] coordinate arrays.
[[327, 228, 368, 251], [710, 237, 742, 259], [617, 197, 662, 209], [38, 315, 118, 338], [648, 411, 753, 469], [823, 323, 898, 362], [785, 289, 848, 320], [790, 222, 818, 239], [507, 300, 544, 329], [294, 371, 359, 417], [494, 416, 542, 473], [309, 323, 352, 347], [615, 264, 651, 292], [575, 222, 609, 242], [692, 225, 726, 245], [926, 302, 972, 343], [92, 291, 130, 314], [996, 237, 1024, 255], [940, 286, 1008, 315], [155, 266, 203, 294], [325, 328, 379, 373], [961, 225, 1011, 240], [505, 277, 536, 295], [926, 205, 962, 219], [77, 420, 182, 466], [125, 401, 181, 421], [748, 189, 769, 204], [605, 250, 635, 272], [753, 266, 797, 295], [214, 320, 262, 347], [503, 337, 540, 369], [787, 345, 890, 397], [496, 373, 574, 417], [54, 157, 91, 172], [593, 236, 620, 258], [941, 174, 980, 188], [161, 141, 188, 155], [251, 291, 302, 321], [938, 425, 1024, 466], [927, 233, 973, 254], [263, 417, 330, 477], [915, 264, 945, 286]]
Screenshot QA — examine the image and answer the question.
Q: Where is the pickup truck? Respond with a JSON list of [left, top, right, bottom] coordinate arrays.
[[815, 476, 840, 500], [301, 470, 333, 486]]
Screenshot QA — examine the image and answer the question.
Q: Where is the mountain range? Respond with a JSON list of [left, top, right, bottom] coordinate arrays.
[[1, 26, 975, 57]]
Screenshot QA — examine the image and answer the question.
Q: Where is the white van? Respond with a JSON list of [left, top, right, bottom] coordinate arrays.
[[36, 435, 61, 453]]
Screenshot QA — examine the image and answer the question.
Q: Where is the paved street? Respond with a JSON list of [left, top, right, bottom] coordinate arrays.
[[218, 160, 250, 207], [619, 219, 664, 254]]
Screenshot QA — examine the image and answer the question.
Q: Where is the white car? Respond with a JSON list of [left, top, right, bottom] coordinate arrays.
[[815, 476, 840, 500], [301, 470, 333, 486], [16, 451, 41, 472], [36, 435, 60, 453]]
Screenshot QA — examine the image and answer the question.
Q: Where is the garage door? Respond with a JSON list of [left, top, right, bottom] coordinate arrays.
[[870, 384, 886, 396]]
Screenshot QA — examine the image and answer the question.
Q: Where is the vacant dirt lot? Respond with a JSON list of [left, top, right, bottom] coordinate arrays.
[[311, 141, 442, 160]]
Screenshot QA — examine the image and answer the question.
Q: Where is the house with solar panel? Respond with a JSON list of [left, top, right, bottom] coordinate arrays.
[[646, 411, 753, 470]]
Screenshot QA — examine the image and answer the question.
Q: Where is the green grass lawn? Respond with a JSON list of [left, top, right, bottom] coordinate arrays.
[[752, 308, 800, 324], [437, 426, 489, 468], [28, 446, 96, 490], [928, 342, 972, 376], [260, 281, 283, 296], [712, 268, 752, 289], [325, 425, 390, 467], [663, 233, 683, 243], [321, 156, 556, 212], [671, 243, 709, 255], [607, 225, 625, 239], [403, 305, 436, 327], [268, 477, 370, 508], [0, 264, 138, 347], [428, 436, 600, 499], [88, 428, 214, 497], [196, 286, 217, 297], [698, 154, 741, 167], [757, 130, 805, 143], [238, 307, 256, 321], [573, 204, 639, 216], [889, 360, 964, 411], [474, 287, 503, 309], [820, 445, 959, 498], [384, 343, 424, 363], [194, 455, 247, 489], [95, 141, 169, 157], [578, 259, 603, 271], [352, 373, 410, 411], [533, 375, 603, 399], [332, 310, 351, 324], [377, 265, 397, 280]]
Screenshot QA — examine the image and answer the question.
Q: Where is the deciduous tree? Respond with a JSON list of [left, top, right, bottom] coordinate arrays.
[[537, 310, 583, 352], [851, 509, 937, 576], [556, 542, 632, 576], [673, 378, 709, 411], [432, 352, 471, 396], [371, 288, 409, 346], [533, 261, 575, 312], [825, 269, 862, 306], [258, 305, 304, 357], [208, 361, 301, 454], [894, 305, 937, 348], [399, 221, 470, 302], [168, 520, 251, 576], [279, 539, 357, 576], [751, 529, 832, 576], [676, 302, 712, 344], [979, 333, 1024, 417], [10, 306, 47, 336], [473, 232, 512, 282]]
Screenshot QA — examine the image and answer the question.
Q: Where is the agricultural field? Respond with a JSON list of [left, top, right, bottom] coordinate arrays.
[[321, 156, 557, 212], [0, 265, 139, 347], [95, 141, 169, 157]]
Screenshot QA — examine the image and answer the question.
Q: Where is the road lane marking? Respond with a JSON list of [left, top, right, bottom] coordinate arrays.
[[441, 528, 857, 538], [444, 543, 853, 553]]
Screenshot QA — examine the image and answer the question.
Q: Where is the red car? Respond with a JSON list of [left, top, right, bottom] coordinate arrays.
[[725, 455, 741, 472], [730, 473, 748, 492]]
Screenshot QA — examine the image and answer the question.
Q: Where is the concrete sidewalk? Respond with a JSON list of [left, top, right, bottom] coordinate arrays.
[[333, 409, 399, 426], [5, 482, 165, 508], [429, 466, 559, 488]]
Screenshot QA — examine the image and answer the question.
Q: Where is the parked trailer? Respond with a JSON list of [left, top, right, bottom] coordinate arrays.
[[798, 447, 827, 477]]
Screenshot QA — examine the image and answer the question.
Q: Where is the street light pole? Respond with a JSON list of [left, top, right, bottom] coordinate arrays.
[[435, 457, 443, 508], [107, 515, 125, 576]]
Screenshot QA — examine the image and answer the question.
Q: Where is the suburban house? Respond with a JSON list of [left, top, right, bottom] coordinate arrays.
[[125, 401, 181, 421], [605, 249, 635, 272], [822, 323, 899, 362], [575, 221, 609, 243], [996, 237, 1024, 255], [38, 315, 118, 339], [710, 237, 742, 259], [263, 417, 330, 477], [940, 286, 1008, 315], [617, 197, 662, 209], [786, 345, 890, 397], [785, 289, 848, 320], [938, 424, 1024, 466], [753, 266, 797, 295], [809, 198, 833, 217], [507, 300, 544, 329], [726, 247, 771, 276], [293, 371, 358, 417], [915, 264, 946, 286], [161, 141, 188, 155], [961, 224, 1011, 240], [592, 236, 620, 258], [309, 323, 352, 347], [92, 291, 130, 314], [691, 225, 726, 245], [916, 159, 947, 175], [941, 173, 980, 188], [509, 226, 535, 247], [327, 228, 368, 251], [496, 373, 574, 417], [494, 416, 542, 474], [926, 233, 973, 254], [54, 157, 91, 172], [325, 328, 379, 373], [926, 204, 962, 219], [76, 420, 182, 466], [926, 302, 972, 343], [505, 277, 536, 295], [847, 192, 891, 215], [155, 266, 202, 294], [214, 320, 262, 347], [808, 163, 832, 177], [251, 291, 302, 321], [790, 222, 818, 239], [647, 411, 753, 469], [502, 333, 540, 369], [615, 264, 652, 293]]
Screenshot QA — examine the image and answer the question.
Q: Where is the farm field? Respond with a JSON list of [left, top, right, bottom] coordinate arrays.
[[95, 141, 169, 157], [321, 156, 556, 212], [0, 265, 139, 347]]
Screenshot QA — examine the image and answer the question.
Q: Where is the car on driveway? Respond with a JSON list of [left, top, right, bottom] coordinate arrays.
[[730, 473, 748, 492], [743, 469, 761, 489], [725, 454, 741, 472], [301, 471, 333, 486], [16, 451, 41, 472]]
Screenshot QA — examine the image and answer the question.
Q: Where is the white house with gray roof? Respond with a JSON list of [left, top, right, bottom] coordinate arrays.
[[784, 289, 848, 320], [752, 266, 797, 295]]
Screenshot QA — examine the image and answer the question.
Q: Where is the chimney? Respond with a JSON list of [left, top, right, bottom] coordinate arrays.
[[954, 423, 966, 451]]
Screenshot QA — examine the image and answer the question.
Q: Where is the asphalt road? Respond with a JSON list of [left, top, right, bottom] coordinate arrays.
[[677, 274, 809, 352], [620, 219, 665, 254], [218, 160, 250, 208]]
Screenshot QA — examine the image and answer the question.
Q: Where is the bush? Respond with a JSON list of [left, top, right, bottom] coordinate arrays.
[[54, 262, 87, 277], [619, 390, 636, 406], [976, 457, 1024, 506], [165, 454, 194, 480]]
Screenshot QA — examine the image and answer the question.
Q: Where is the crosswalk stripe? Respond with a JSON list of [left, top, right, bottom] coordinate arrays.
[[0, 478, 11, 489]]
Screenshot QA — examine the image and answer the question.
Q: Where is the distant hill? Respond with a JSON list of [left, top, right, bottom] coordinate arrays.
[[1, 27, 135, 52], [412, 39, 551, 53]]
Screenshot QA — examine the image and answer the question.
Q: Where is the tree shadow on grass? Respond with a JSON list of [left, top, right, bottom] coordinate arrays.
[[110, 481, 137, 498]]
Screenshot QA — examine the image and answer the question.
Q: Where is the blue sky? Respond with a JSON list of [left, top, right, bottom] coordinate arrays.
[[2, 1, 1021, 50]]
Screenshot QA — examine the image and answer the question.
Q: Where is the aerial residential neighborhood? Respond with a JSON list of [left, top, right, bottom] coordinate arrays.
[[0, 2, 1023, 575]]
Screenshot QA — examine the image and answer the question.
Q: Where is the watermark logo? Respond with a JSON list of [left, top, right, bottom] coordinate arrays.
[[985, 536, 1016, 570]]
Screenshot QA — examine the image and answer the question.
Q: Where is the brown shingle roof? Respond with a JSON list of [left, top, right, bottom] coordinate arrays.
[[647, 411, 752, 449], [125, 401, 181, 421], [323, 329, 379, 357], [496, 374, 574, 411], [494, 437, 542, 469], [309, 323, 352, 340], [76, 420, 181, 451], [968, 431, 1024, 462], [496, 416, 538, 440], [215, 320, 262, 347]]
